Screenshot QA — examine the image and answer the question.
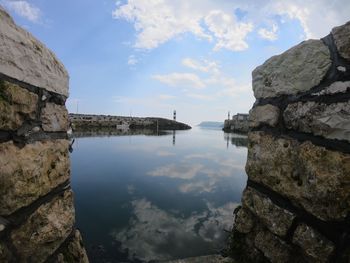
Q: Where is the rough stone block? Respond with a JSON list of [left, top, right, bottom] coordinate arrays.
[[332, 21, 350, 61], [312, 81, 350, 96], [234, 207, 255, 234], [41, 103, 69, 132], [0, 140, 70, 215], [0, 241, 13, 262], [11, 190, 74, 263], [252, 40, 331, 99], [53, 230, 89, 263], [0, 80, 38, 130], [242, 187, 295, 237], [283, 101, 350, 142], [293, 224, 334, 262], [249, 104, 280, 128], [246, 131, 350, 221], [254, 229, 292, 263], [0, 7, 68, 96]]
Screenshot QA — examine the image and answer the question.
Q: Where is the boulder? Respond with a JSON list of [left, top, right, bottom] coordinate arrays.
[[246, 131, 350, 221], [11, 190, 74, 263], [0, 80, 38, 130], [283, 101, 350, 142], [0, 6, 68, 96], [293, 223, 334, 262], [41, 103, 69, 132], [254, 229, 292, 263], [252, 40, 331, 99], [234, 207, 255, 234], [311, 81, 350, 96], [53, 230, 89, 263], [242, 187, 295, 237], [0, 140, 70, 215], [332, 21, 350, 61], [249, 104, 280, 128]]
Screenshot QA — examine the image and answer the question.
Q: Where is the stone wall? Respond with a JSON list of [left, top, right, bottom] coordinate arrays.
[[230, 21, 350, 262], [0, 6, 88, 263]]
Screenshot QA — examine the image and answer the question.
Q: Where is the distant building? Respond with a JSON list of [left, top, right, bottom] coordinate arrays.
[[223, 113, 249, 133]]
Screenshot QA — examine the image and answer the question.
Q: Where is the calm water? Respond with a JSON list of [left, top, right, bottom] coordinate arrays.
[[70, 127, 248, 262]]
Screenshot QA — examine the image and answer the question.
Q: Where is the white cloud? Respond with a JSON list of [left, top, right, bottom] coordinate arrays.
[[147, 163, 203, 180], [182, 58, 220, 74], [152, 72, 206, 89], [154, 57, 251, 99], [258, 24, 278, 41], [112, 0, 252, 51], [113, 0, 350, 51], [204, 10, 253, 51], [2, 0, 41, 22], [253, 0, 350, 39], [127, 55, 138, 65]]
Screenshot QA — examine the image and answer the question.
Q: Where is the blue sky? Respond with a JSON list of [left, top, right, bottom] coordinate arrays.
[[2, 0, 350, 125]]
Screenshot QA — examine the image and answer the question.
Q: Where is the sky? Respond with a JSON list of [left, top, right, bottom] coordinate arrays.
[[2, 0, 350, 125]]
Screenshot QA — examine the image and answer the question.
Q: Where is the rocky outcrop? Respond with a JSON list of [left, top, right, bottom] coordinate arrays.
[[229, 21, 350, 263], [0, 6, 88, 263]]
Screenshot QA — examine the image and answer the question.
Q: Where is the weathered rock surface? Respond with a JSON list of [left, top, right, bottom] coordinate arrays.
[[53, 230, 89, 263], [332, 21, 350, 60], [254, 229, 292, 263], [165, 255, 236, 263], [11, 190, 74, 263], [0, 6, 68, 96], [284, 101, 350, 142], [252, 40, 331, 99], [293, 224, 334, 262], [0, 140, 70, 215], [242, 187, 295, 237], [312, 81, 350, 95], [0, 241, 12, 262], [41, 103, 69, 132], [249, 104, 280, 128], [234, 207, 255, 234], [0, 80, 38, 130], [246, 131, 350, 221], [231, 20, 350, 263]]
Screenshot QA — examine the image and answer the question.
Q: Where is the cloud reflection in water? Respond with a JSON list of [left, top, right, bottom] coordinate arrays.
[[112, 198, 238, 262]]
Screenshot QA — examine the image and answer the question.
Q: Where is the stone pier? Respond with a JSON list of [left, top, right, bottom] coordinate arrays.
[[230, 21, 350, 262], [0, 6, 88, 263]]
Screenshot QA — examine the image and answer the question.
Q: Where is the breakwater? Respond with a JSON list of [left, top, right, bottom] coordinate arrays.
[[69, 113, 191, 131], [229, 21, 350, 262], [0, 6, 88, 262]]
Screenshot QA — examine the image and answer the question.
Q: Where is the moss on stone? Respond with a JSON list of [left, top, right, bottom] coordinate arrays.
[[0, 80, 9, 102]]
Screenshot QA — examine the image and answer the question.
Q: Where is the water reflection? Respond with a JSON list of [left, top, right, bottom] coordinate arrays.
[[113, 198, 238, 262], [224, 132, 248, 148], [71, 128, 248, 262], [72, 128, 172, 138]]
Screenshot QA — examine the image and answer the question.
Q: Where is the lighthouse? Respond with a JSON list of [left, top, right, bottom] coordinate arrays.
[[173, 110, 176, 121]]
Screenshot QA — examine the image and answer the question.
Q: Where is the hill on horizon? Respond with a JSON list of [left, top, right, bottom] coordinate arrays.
[[197, 121, 224, 128]]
